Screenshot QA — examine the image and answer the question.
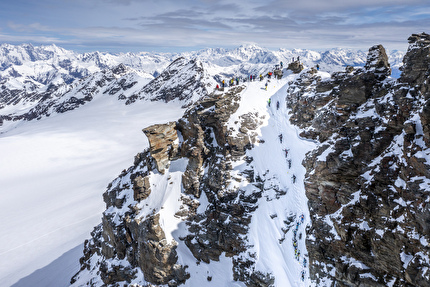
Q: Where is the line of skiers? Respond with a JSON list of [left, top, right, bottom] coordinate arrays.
[[269, 92, 307, 283], [217, 61, 285, 89], [218, 73, 268, 88], [271, 100, 297, 181], [215, 61, 323, 90], [292, 214, 307, 281], [268, 93, 307, 281]]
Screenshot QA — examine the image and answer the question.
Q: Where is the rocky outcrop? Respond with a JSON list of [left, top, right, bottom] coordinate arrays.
[[287, 35, 430, 286], [143, 122, 179, 174], [287, 60, 304, 73], [71, 84, 273, 286], [364, 44, 391, 80]]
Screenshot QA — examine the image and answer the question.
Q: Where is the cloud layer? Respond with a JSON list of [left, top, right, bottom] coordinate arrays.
[[0, 0, 428, 52]]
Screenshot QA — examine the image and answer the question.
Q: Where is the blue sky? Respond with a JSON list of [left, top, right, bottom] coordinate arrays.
[[0, 0, 429, 53]]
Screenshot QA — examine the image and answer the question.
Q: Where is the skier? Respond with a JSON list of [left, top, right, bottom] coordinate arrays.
[[222, 80, 225, 88], [279, 134, 283, 143], [292, 174, 296, 183], [265, 82, 268, 91], [300, 214, 304, 223], [288, 159, 292, 169], [216, 84, 219, 89], [303, 258, 307, 268], [268, 98, 271, 106], [301, 270, 305, 281], [280, 61, 283, 68], [260, 74, 263, 81], [283, 149, 288, 158], [236, 77, 239, 85], [276, 101, 280, 110], [316, 64, 320, 71]]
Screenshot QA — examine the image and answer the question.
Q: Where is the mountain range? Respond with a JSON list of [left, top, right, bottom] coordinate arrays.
[[1, 35, 428, 287]]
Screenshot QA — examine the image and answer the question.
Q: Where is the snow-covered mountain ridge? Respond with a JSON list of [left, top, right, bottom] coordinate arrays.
[[0, 42, 403, 89], [2, 34, 429, 287], [0, 42, 404, 133], [68, 33, 429, 287]]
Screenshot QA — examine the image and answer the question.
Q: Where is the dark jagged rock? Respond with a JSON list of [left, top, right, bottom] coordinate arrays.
[[286, 34, 430, 286], [364, 44, 391, 80]]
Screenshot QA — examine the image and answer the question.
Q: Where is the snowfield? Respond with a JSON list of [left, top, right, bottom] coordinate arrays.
[[0, 96, 185, 287]]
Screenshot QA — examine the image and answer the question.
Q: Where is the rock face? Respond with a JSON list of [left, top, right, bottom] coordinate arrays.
[[287, 35, 430, 286], [71, 84, 273, 286], [143, 122, 179, 174]]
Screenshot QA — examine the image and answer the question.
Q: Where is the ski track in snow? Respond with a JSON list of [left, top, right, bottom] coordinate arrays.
[[241, 77, 316, 286]]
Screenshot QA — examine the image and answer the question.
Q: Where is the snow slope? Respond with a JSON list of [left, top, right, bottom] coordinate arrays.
[[227, 76, 317, 286], [0, 95, 185, 287], [165, 75, 317, 286]]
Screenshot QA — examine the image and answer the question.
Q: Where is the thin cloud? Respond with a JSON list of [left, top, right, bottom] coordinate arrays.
[[7, 22, 53, 33], [0, 0, 427, 52]]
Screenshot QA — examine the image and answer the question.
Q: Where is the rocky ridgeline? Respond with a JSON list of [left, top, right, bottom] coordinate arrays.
[[286, 33, 430, 286], [0, 63, 136, 123], [71, 84, 275, 286], [0, 57, 213, 128], [124, 57, 215, 106]]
